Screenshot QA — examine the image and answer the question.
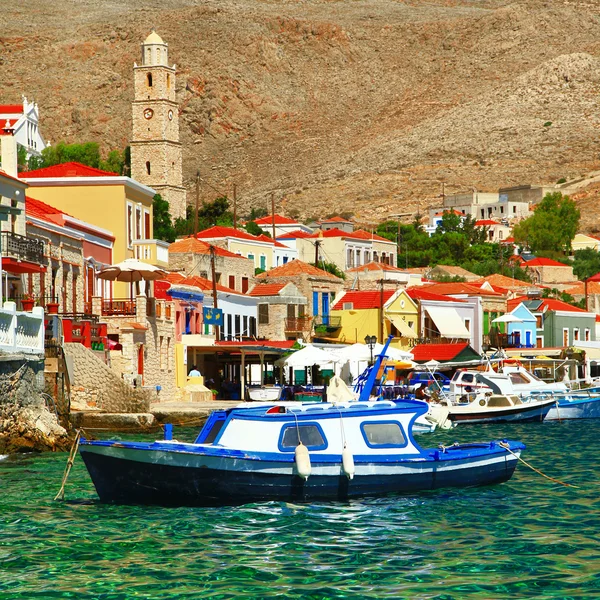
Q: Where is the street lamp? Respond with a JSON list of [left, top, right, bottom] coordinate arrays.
[[365, 335, 377, 365]]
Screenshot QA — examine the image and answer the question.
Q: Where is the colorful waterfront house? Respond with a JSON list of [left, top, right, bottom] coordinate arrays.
[[26, 196, 114, 313], [406, 288, 479, 351], [420, 281, 505, 350], [247, 282, 308, 341], [254, 260, 344, 341], [0, 97, 46, 157], [195, 225, 296, 272], [252, 214, 312, 238], [168, 236, 254, 294], [345, 261, 422, 290], [330, 289, 418, 349], [288, 228, 398, 275], [504, 303, 537, 349], [20, 162, 156, 299], [507, 296, 596, 348], [411, 342, 481, 365]]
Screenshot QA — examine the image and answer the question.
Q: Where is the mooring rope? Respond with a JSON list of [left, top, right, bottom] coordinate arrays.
[[54, 429, 82, 501], [499, 441, 579, 489]]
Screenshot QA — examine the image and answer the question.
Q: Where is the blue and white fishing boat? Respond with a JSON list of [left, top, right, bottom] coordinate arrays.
[[78, 338, 525, 507], [530, 391, 600, 421]]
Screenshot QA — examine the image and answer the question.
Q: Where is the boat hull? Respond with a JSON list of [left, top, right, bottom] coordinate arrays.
[[448, 400, 552, 424], [247, 386, 283, 401], [545, 395, 600, 420], [80, 441, 522, 507]]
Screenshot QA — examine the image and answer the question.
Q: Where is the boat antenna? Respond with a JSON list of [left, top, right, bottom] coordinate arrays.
[[358, 334, 393, 402]]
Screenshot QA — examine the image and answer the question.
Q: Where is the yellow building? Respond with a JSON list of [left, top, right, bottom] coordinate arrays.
[[331, 288, 418, 349], [21, 162, 156, 296], [572, 233, 600, 253]]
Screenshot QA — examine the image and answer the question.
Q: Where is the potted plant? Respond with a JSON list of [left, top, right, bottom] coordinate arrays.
[[21, 294, 35, 312], [211, 389, 218, 400], [46, 300, 60, 314]]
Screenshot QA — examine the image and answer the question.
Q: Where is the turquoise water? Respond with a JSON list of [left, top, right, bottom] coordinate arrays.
[[0, 421, 599, 599]]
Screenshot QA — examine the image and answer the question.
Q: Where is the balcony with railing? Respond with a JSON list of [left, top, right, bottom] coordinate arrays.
[[102, 298, 137, 316], [313, 315, 342, 329], [284, 316, 313, 332], [485, 330, 528, 349], [1, 231, 44, 264]]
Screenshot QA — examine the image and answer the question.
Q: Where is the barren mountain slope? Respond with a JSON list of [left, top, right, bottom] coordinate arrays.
[[2, 0, 600, 226]]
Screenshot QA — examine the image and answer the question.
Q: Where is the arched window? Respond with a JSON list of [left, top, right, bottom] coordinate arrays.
[[147, 73, 153, 87], [146, 161, 151, 175]]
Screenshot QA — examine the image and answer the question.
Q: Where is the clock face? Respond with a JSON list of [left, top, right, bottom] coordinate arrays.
[[168, 110, 173, 121], [144, 108, 154, 120]]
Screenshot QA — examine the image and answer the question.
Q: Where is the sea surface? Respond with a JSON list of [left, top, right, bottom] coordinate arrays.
[[0, 420, 598, 600]]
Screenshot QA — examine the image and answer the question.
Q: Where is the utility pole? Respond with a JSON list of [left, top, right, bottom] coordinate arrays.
[[194, 170, 200, 236], [271, 192, 276, 240], [379, 278, 384, 344], [233, 183, 237, 230], [314, 239, 321, 268], [210, 245, 220, 340]]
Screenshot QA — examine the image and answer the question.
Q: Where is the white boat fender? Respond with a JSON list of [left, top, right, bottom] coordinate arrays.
[[295, 442, 311, 480], [342, 444, 355, 480]]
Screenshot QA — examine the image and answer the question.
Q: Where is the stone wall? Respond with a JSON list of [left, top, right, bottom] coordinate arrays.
[[63, 342, 152, 412]]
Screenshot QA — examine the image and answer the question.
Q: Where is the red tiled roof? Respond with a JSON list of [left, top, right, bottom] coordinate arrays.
[[332, 290, 396, 310], [253, 214, 300, 225], [563, 281, 600, 295], [475, 219, 501, 226], [256, 259, 340, 280], [433, 209, 464, 217], [475, 274, 532, 290], [411, 343, 469, 361], [21, 161, 119, 178], [507, 296, 587, 313], [525, 257, 571, 267], [168, 237, 246, 258], [0, 105, 22, 114], [307, 228, 393, 243], [162, 272, 239, 295], [248, 283, 287, 296], [0, 169, 25, 184], [26, 195, 70, 224], [406, 288, 467, 303], [256, 233, 288, 248], [195, 225, 268, 243], [277, 230, 313, 239]]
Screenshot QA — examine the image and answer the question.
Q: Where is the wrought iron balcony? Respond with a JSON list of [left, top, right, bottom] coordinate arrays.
[[284, 317, 313, 332], [1, 231, 44, 264]]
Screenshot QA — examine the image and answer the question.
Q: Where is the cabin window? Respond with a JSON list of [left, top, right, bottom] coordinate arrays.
[[361, 421, 406, 448], [487, 396, 511, 408], [279, 424, 327, 451]]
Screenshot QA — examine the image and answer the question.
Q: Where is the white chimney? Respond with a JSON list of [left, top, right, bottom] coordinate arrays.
[[0, 121, 18, 177]]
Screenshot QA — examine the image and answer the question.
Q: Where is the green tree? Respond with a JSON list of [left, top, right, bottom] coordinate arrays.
[[99, 149, 125, 174], [513, 192, 580, 256], [153, 194, 176, 243], [40, 141, 102, 168], [245, 221, 270, 237], [174, 196, 233, 237], [572, 247, 600, 281], [313, 261, 345, 279]]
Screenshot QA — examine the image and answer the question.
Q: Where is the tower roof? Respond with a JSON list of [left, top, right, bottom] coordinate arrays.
[[144, 30, 165, 45]]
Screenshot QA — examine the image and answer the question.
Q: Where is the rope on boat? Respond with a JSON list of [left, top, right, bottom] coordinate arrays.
[[54, 429, 82, 501], [498, 441, 578, 489]]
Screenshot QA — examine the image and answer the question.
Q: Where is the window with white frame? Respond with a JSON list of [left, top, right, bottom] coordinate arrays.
[[127, 203, 133, 247], [585, 328, 591, 341]]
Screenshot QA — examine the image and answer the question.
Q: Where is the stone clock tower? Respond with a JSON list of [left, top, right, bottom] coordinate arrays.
[[130, 31, 186, 220]]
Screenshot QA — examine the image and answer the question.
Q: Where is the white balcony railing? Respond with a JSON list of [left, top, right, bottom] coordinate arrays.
[[0, 302, 45, 354]]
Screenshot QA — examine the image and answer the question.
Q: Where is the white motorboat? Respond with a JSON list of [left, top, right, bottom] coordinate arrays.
[[247, 385, 283, 402]]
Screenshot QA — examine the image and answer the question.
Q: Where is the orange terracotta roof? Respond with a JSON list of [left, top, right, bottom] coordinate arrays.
[[407, 288, 467, 303], [346, 261, 407, 273], [562, 282, 600, 295], [162, 272, 239, 295], [247, 283, 287, 296], [168, 237, 246, 259], [26, 195, 69, 225], [307, 228, 393, 243], [196, 225, 268, 243], [507, 296, 588, 313], [475, 274, 533, 290], [277, 230, 313, 239], [422, 282, 503, 297], [321, 216, 352, 223], [256, 259, 341, 280]]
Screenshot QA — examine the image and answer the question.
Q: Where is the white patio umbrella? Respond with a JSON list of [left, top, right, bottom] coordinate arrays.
[[277, 344, 339, 369], [97, 258, 168, 298], [492, 314, 523, 324]]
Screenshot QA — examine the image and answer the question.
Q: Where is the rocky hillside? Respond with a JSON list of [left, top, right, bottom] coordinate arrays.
[[3, 0, 600, 227]]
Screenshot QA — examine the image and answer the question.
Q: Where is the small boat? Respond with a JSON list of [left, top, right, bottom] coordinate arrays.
[[247, 385, 283, 401], [529, 391, 600, 421], [78, 338, 525, 506], [428, 372, 556, 426]]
